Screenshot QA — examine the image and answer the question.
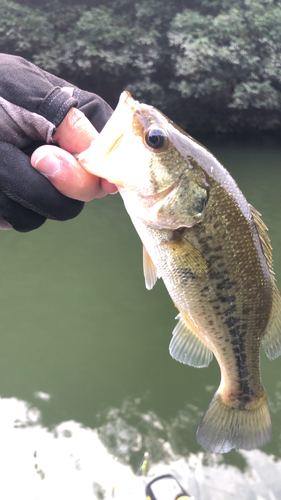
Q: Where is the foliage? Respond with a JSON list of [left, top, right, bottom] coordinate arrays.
[[42, 0, 178, 108], [0, 1, 51, 58], [1, 0, 281, 134], [169, 0, 281, 132]]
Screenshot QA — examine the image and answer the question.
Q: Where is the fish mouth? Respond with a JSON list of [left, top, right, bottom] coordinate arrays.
[[77, 91, 159, 190], [119, 90, 138, 111], [77, 91, 138, 182], [77, 92, 177, 203]]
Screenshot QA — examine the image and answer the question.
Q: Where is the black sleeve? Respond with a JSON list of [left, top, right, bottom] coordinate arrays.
[[0, 53, 112, 149], [0, 54, 113, 232]]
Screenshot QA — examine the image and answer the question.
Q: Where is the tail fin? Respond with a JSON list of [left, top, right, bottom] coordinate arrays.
[[196, 390, 272, 454]]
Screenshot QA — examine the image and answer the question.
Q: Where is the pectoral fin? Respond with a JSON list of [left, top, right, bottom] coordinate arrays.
[[143, 245, 159, 290], [169, 313, 213, 368], [262, 284, 281, 359]]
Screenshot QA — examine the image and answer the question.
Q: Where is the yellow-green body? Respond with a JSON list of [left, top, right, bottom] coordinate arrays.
[[78, 92, 281, 453]]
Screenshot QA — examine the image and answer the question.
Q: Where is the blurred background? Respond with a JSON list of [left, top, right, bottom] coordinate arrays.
[[2, 0, 281, 136], [0, 0, 281, 498]]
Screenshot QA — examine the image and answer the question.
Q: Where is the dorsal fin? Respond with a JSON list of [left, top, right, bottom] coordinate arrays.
[[143, 245, 158, 290], [250, 204, 274, 278]]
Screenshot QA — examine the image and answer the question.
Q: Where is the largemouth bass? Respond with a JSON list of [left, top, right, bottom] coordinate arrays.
[[77, 92, 281, 454]]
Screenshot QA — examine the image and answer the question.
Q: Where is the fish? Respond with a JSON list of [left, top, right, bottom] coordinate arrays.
[[77, 91, 281, 454]]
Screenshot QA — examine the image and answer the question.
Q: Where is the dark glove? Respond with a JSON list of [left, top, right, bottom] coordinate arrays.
[[0, 142, 84, 232]]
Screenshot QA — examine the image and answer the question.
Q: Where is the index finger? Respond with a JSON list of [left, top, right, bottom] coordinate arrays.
[[53, 108, 98, 153]]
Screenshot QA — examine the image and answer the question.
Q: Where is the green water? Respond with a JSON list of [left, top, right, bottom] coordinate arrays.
[[0, 139, 281, 499]]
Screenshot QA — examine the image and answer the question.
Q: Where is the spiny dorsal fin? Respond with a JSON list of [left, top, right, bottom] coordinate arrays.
[[169, 312, 213, 368], [143, 245, 158, 290], [250, 204, 274, 278]]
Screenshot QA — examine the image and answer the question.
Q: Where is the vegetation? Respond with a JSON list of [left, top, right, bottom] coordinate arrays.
[[1, 0, 281, 134]]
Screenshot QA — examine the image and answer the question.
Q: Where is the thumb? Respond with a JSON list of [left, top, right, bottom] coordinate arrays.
[[53, 107, 98, 154]]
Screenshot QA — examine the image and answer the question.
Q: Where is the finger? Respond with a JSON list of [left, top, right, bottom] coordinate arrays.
[[53, 107, 98, 153], [101, 178, 119, 194], [31, 145, 118, 201], [33, 107, 118, 199]]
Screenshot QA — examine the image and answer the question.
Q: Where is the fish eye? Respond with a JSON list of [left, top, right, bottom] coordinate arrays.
[[144, 127, 168, 151]]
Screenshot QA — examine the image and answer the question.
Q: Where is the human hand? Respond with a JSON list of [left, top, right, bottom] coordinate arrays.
[[31, 107, 117, 201], [0, 53, 117, 232], [0, 107, 117, 232]]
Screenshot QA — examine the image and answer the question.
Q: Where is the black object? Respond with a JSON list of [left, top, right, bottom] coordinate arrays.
[[146, 474, 193, 500]]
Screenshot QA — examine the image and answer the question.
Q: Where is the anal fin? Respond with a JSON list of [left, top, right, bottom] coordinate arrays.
[[262, 284, 281, 359], [169, 312, 213, 368]]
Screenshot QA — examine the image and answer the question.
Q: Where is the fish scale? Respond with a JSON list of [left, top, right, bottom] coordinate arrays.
[[77, 91, 281, 453]]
